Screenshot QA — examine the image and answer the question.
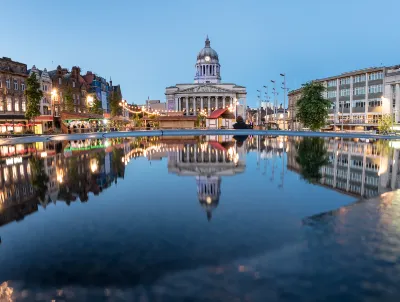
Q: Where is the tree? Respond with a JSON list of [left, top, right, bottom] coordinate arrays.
[[25, 73, 43, 121], [89, 95, 104, 115], [296, 137, 329, 183], [378, 114, 393, 134], [296, 82, 331, 131], [29, 157, 49, 203], [109, 91, 122, 117], [64, 86, 74, 112]]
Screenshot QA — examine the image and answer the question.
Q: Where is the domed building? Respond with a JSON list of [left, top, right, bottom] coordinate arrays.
[[165, 36, 247, 118]]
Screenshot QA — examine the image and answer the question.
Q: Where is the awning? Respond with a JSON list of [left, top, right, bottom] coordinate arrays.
[[208, 108, 228, 119], [208, 141, 227, 151]]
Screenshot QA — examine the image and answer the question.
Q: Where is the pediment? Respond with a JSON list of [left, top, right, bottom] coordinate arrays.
[[179, 85, 233, 94]]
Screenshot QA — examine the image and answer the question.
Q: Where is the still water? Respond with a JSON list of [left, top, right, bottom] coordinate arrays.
[[0, 135, 400, 301]]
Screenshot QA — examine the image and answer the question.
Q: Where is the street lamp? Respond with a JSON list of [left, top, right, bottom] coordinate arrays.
[[87, 95, 94, 107], [271, 80, 278, 125], [51, 88, 58, 118], [280, 73, 287, 130], [119, 99, 128, 119]]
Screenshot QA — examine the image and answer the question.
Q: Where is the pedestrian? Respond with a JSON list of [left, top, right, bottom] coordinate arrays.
[[233, 116, 249, 129]]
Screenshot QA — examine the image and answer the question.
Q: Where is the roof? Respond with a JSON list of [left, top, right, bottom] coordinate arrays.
[[157, 116, 197, 121], [208, 141, 227, 151], [208, 108, 230, 119]]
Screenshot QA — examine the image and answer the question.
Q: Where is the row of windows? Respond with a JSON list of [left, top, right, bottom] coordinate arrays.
[[0, 100, 26, 112], [58, 77, 76, 88], [0, 79, 25, 91], [328, 85, 383, 98], [326, 72, 384, 87]]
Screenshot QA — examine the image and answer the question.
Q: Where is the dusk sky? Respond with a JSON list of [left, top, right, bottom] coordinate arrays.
[[1, 0, 399, 107]]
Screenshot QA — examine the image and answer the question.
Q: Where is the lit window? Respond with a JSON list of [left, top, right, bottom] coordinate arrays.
[[21, 100, 26, 112], [7, 98, 12, 111], [59, 78, 62, 85], [72, 81, 75, 88], [15, 100, 19, 112]]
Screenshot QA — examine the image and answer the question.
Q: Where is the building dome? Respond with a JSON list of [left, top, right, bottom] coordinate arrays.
[[197, 37, 219, 61], [194, 36, 221, 84]]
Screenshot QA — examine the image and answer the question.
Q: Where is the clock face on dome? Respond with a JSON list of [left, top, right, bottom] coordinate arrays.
[[205, 56, 210, 62]]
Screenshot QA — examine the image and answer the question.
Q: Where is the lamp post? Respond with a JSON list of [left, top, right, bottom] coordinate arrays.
[[280, 73, 287, 130], [271, 80, 278, 125], [119, 99, 127, 120], [257, 89, 262, 126]]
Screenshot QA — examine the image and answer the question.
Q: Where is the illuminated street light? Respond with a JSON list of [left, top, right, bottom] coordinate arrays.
[[87, 95, 94, 107]]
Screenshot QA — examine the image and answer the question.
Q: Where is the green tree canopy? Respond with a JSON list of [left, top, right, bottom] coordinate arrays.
[[296, 82, 331, 131], [29, 157, 49, 203], [89, 95, 104, 115], [378, 114, 393, 134], [109, 91, 122, 117], [64, 86, 74, 112], [296, 137, 329, 183], [24, 73, 43, 120]]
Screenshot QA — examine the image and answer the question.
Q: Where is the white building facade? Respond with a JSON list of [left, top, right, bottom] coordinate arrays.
[[29, 65, 53, 133], [165, 37, 247, 118]]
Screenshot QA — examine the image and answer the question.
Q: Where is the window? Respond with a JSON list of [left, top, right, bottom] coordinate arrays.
[[72, 81, 75, 88], [42, 84, 48, 92], [369, 98, 382, 107], [354, 101, 365, 108], [0, 80, 2, 88], [328, 80, 337, 87], [369, 84, 383, 94], [7, 98, 12, 111], [6, 79, 10, 89], [354, 87, 366, 95], [0, 101, 3, 111], [14, 80, 18, 90], [58, 78, 62, 85], [368, 72, 383, 81], [340, 89, 350, 97], [327, 90, 337, 98], [354, 74, 366, 83], [22, 99, 26, 112], [15, 101, 19, 112], [21, 83, 25, 91], [340, 77, 350, 85]]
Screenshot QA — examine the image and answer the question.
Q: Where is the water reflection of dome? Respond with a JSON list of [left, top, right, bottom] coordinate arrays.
[[196, 176, 221, 221]]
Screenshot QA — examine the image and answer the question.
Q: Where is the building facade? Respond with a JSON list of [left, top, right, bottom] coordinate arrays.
[[28, 65, 53, 133], [165, 37, 247, 119], [0, 57, 28, 132], [83, 71, 111, 113], [48, 65, 88, 115], [288, 65, 400, 130]]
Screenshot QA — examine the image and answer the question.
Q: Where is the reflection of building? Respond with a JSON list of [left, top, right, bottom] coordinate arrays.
[[0, 156, 38, 227], [286, 137, 400, 198], [168, 137, 246, 220], [165, 37, 247, 118]]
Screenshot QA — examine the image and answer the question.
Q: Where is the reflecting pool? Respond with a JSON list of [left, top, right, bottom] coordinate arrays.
[[1, 135, 400, 301]]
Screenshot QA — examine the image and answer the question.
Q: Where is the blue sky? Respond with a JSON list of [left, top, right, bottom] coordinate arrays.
[[1, 0, 399, 107]]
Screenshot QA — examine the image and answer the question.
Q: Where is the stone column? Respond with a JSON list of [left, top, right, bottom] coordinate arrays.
[[223, 97, 226, 108], [230, 96, 233, 108], [201, 97, 204, 112], [396, 84, 400, 122], [185, 97, 189, 115], [215, 97, 218, 110], [349, 76, 353, 123], [175, 97, 178, 112], [208, 97, 211, 114], [365, 73, 369, 123], [193, 97, 197, 116]]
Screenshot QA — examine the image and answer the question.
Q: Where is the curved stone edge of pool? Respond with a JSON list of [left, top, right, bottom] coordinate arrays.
[[0, 129, 399, 145]]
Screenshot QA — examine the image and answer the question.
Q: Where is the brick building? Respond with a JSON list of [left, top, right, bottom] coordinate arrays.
[[0, 57, 28, 133], [48, 65, 88, 115]]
